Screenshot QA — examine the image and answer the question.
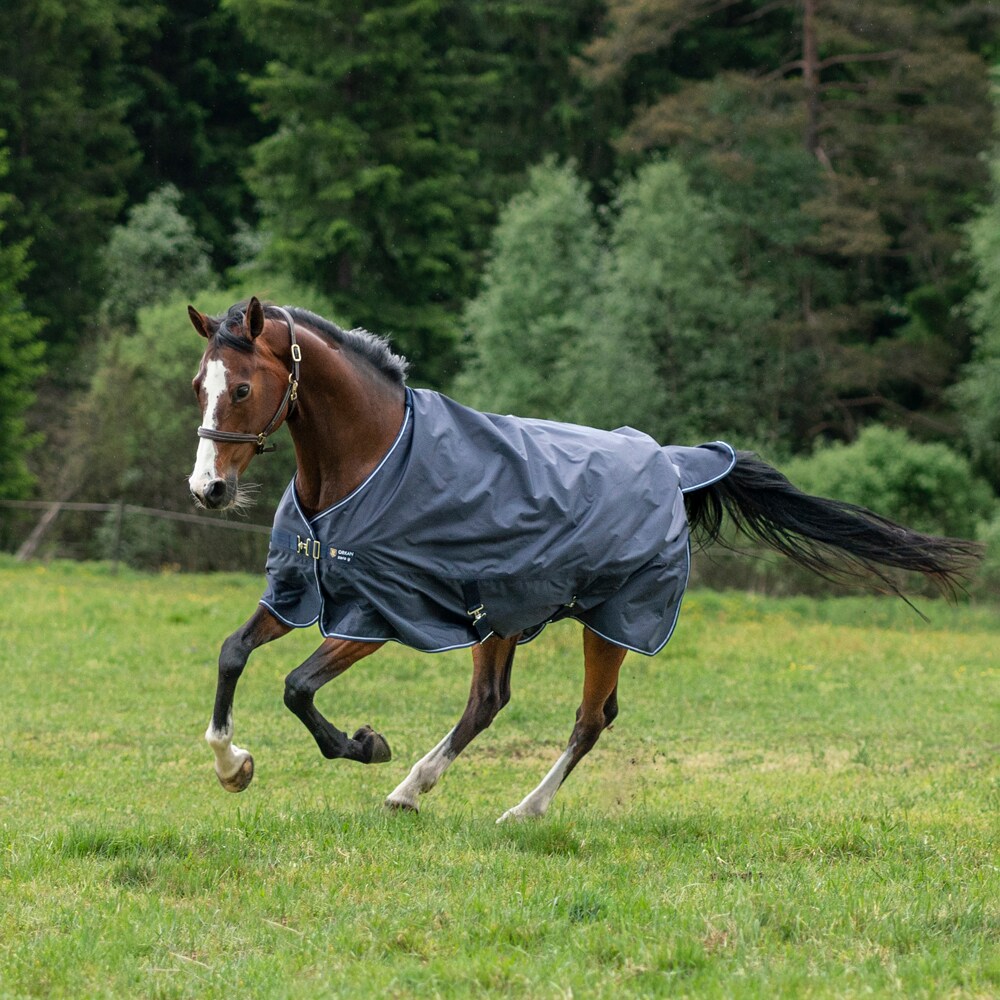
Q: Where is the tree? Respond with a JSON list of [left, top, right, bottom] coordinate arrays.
[[458, 1, 616, 197], [569, 160, 775, 444], [100, 185, 215, 327], [0, 139, 45, 499], [953, 109, 1000, 490], [581, 0, 994, 446], [228, 0, 493, 387], [0, 0, 149, 367], [454, 161, 602, 418], [783, 425, 994, 539], [119, 0, 267, 269], [458, 160, 773, 444]]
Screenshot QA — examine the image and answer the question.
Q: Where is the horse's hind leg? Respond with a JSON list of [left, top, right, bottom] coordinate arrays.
[[283, 638, 389, 763], [497, 628, 626, 823], [207, 606, 290, 792], [385, 634, 519, 813]]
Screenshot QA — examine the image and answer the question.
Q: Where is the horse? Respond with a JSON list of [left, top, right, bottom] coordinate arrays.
[[187, 296, 982, 822]]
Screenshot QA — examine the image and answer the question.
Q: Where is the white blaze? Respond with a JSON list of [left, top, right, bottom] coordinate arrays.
[[189, 358, 228, 494]]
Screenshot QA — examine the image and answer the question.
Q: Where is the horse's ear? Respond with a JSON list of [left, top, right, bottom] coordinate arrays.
[[188, 305, 214, 339], [246, 296, 265, 340]]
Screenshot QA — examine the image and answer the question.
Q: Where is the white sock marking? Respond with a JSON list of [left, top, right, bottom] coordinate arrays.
[[497, 747, 575, 823], [385, 728, 457, 810], [205, 721, 250, 781]]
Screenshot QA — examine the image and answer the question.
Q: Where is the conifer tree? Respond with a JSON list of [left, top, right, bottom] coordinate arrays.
[[228, 0, 489, 387], [0, 0, 145, 366], [0, 141, 45, 499], [120, 0, 267, 268]]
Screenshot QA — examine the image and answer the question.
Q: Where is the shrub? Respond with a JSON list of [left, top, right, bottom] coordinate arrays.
[[972, 512, 1000, 600]]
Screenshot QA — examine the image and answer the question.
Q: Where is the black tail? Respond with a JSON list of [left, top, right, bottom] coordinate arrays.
[[685, 450, 983, 602]]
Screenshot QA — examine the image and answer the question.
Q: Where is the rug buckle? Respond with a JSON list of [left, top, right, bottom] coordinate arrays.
[[296, 535, 322, 560]]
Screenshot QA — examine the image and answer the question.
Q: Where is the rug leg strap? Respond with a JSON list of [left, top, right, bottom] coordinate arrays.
[[462, 581, 494, 642]]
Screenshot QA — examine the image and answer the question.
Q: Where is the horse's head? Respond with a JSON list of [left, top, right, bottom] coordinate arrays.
[[188, 296, 299, 510]]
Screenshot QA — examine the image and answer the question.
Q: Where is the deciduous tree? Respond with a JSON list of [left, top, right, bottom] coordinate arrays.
[[455, 161, 602, 418], [459, 160, 773, 445], [569, 160, 775, 444], [99, 185, 215, 327], [953, 116, 1000, 489]]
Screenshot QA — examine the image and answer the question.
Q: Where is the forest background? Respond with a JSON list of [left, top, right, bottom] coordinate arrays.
[[1, 0, 1000, 590]]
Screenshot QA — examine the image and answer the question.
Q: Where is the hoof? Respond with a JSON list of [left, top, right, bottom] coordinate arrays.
[[496, 806, 540, 825], [353, 725, 392, 764], [216, 752, 254, 793], [384, 795, 419, 814]]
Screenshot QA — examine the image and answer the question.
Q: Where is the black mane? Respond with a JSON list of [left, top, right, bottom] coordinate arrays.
[[276, 305, 409, 386], [213, 301, 410, 385]]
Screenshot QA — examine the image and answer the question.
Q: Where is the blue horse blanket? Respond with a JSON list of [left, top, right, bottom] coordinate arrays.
[[260, 389, 736, 655]]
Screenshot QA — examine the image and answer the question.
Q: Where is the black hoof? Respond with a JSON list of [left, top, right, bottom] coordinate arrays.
[[353, 725, 392, 764]]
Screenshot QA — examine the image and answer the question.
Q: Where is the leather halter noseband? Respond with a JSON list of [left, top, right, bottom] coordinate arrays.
[[196, 307, 302, 455]]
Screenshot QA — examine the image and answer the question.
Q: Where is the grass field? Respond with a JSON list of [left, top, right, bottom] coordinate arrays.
[[0, 556, 997, 998]]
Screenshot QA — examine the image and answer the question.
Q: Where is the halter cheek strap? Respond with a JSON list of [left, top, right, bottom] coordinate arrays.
[[196, 307, 301, 455]]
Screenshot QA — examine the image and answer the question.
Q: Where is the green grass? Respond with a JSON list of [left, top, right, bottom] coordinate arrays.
[[1, 557, 998, 998]]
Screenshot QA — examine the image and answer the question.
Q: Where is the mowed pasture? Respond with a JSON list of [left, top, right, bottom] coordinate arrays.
[[0, 557, 997, 998]]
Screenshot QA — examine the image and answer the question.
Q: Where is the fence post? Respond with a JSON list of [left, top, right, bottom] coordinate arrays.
[[112, 499, 125, 574], [15, 503, 63, 562]]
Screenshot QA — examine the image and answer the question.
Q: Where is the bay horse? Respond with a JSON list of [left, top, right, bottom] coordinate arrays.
[[188, 297, 981, 822]]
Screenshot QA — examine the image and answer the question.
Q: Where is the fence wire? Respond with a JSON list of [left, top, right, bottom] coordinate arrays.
[[0, 498, 272, 572]]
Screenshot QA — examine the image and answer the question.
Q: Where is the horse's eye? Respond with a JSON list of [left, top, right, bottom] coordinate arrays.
[[234, 384, 251, 402]]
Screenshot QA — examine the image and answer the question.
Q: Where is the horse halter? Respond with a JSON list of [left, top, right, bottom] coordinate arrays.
[[196, 307, 302, 455]]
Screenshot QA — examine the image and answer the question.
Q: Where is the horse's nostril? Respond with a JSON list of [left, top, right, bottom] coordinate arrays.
[[204, 479, 228, 508]]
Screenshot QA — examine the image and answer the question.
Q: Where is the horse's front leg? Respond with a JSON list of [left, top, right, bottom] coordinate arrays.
[[283, 639, 390, 763], [385, 634, 520, 812], [207, 606, 290, 792]]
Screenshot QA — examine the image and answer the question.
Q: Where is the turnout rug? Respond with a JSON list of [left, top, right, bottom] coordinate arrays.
[[261, 389, 736, 655]]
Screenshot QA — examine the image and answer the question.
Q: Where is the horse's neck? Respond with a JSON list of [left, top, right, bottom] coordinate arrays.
[[285, 329, 406, 516]]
